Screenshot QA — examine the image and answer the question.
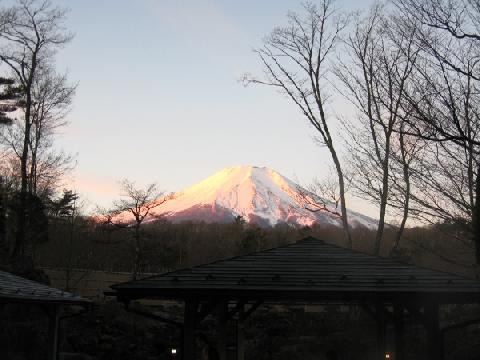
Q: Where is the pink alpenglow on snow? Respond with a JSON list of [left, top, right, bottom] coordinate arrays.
[[116, 166, 377, 228]]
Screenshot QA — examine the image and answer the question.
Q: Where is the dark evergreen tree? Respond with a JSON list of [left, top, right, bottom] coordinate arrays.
[[0, 77, 22, 123], [0, 76, 21, 264], [47, 190, 79, 218]]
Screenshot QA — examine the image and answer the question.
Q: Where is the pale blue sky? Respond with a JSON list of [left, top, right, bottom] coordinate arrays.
[[47, 0, 377, 215]]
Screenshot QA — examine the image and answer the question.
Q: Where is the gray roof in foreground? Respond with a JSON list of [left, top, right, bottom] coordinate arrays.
[[112, 237, 480, 304], [0, 270, 91, 305]]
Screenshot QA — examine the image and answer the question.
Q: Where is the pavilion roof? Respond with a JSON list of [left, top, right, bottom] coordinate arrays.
[[112, 237, 480, 304], [0, 270, 91, 305]]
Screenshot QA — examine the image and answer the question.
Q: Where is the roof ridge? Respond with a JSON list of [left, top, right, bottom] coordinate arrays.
[[300, 238, 476, 280], [112, 236, 480, 290], [111, 237, 310, 289]]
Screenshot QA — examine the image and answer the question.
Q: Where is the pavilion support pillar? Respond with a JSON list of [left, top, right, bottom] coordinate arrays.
[[217, 300, 228, 360], [393, 305, 404, 360], [47, 304, 60, 360], [183, 298, 198, 360], [236, 304, 245, 360], [375, 301, 386, 360], [425, 302, 443, 360]]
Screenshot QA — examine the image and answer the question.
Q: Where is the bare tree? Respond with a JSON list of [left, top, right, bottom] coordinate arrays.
[[243, 1, 353, 247], [403, 141, 476, 229], [28, 67, 76, 196], [295, 182, 342, 218], [388, 122, 424, 253], [112, 180, 172, 280], [337, 4, 419, 254], [310, 167, 351, 211], [296, 166, 353, 219], [395, 0, 480, 81], [0, 0, 73, 259], [393, 0, 480, 263], [1, 69, 76, 200]]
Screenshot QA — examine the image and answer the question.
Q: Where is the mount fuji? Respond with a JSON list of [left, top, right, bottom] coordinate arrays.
[[136, 165, 376, 228]]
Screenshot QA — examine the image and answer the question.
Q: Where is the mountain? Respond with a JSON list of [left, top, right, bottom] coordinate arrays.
[[140, 165, 377, 228]]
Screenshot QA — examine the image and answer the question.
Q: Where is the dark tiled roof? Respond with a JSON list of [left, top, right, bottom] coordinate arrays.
[[0, 270, 91, 305], [112, 237, 480, 303]]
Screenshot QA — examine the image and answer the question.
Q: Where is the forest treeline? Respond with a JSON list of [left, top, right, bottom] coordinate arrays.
[[35, 214, 477, 281]]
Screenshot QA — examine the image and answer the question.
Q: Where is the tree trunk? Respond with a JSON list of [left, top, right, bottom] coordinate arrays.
[[331, 148, 353, 248], [473, 162, 480, 264], [374, 130, 394, 256], [393, 135, 411, 254], [13, 92, 32, 258], [29, 145, 37, 195], [375, 157, 390, 255], [393, 166, 410, 254], [132, 223, 141, 280], [65, 212, 76, 291]]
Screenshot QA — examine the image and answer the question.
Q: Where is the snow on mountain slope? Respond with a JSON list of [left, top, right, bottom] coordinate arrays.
[[143, 165, 377, 228]]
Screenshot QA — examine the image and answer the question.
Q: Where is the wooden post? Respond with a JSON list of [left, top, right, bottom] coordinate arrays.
[[183, 298, 198, 360], [47, 304, 60, 360], [376, 302, 386, 360], [236, 304, 245, 360], [217, 300, 228, 360], [425, 302, 443, 360], [394, 305, 404, 360]]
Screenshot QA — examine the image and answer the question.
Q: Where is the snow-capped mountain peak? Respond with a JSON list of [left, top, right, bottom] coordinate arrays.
[[143, 165, 376, 228]]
